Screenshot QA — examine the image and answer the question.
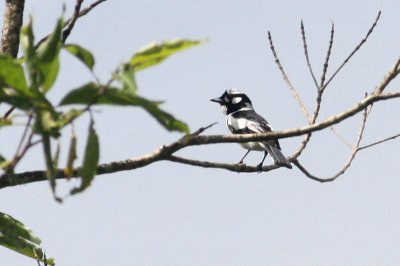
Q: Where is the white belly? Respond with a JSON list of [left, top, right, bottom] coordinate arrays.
[[240, 142, 264, 151]]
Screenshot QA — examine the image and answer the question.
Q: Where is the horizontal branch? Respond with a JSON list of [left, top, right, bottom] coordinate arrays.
[[0, 58, 399, 189], [167, 155, 280, 173]]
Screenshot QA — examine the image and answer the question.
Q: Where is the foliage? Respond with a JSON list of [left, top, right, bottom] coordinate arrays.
[[0, 16, 203, 263], [0, 212, 55, 265]]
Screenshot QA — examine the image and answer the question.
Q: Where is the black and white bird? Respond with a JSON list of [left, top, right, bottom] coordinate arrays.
[[211, 89, 292, 170]]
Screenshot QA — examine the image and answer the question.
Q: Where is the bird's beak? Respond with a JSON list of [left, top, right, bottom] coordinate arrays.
[[210, 97, 224, 104]]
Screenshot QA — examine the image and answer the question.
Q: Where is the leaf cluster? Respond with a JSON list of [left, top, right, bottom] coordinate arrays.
[[0, 16, 203, 263]]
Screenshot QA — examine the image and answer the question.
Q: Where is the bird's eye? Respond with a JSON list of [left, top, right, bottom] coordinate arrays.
[[231, 97, 242, 104]]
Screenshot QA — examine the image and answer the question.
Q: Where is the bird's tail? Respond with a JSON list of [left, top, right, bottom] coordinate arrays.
[[265, 145, 292, 169]]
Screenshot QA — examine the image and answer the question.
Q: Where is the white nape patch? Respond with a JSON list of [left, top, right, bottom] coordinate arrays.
[[227, 88, 242, 95], [231, 96, 242, 104]]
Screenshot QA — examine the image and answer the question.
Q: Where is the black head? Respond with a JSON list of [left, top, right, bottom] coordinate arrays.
[[210, 89, 253, 115]]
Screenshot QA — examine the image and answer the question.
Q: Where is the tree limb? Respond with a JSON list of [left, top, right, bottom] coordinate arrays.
[[0, 0, 25, 57], [1, 76, 399, 189]]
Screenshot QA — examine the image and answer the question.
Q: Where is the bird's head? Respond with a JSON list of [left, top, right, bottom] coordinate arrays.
[[210, 89, 253, 115]]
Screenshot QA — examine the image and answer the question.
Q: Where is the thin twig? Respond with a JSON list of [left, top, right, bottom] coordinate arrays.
[[268, 31, 311, 122], [319, 22, 334, 91], [3, 107, 15, 119], [15, 115, 33, 158], [62, 0, 84, 43], [65, 0, 106, 25], [4, 116, 33, 173], [330, 127, 353, 149], [300, 20, 319, 90], [358, 132, 400, 151], [5, 132, 37, 173], [190, 122, 218, 136], [35, 0, 107, 48], [291, 22, 334, 159], [323, 11, 381, 90], [167, 155, 280, 173]]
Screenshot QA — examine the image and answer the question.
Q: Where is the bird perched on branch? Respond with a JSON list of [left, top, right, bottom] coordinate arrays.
[[211, 89, 292, 170]]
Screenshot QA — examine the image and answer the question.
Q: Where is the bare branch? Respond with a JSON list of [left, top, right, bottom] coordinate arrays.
[[268, 31, 311, 122], [374, 58, 400, 95], [189, 122, 217, 136], [62, 0, 83, 43], [358, 132, 400, 151], [167, 155, 279, 173], [65, 0, 106, 24], [300, 20, 319, 90], [291, 56, 399, 159], [35, 0, 107, 48], [319, 22, 334, 91], [293, 105, 369, 182], [3, 106, 15, 119], [1, 86, 400, 189], [0, 14, 398, 189], [14, 115, 32, 157], [330, 127, 353, 149], [323, 11, 381, 90]]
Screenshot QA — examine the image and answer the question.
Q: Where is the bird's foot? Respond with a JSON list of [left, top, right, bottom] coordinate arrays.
[[256, 163, 263, 173]]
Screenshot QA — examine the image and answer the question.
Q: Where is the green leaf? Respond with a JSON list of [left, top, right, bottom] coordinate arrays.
[[138, 99, 189, 133], [64, 130, 77, 178], [0, 212, 55, 265], [36, 17, 63, 92], [59, 82, 140, 106], [54, 109, 84, 129], [130, 39, 204, 71], [0, 88, 34, 111], [64, 44, 95, 70], [0, 55, 29, 94], [39, 57, 59, 92], [41, 134, 57, 196], [115, 64, 138, 95], [59, 83, 189, 132], [39, 111, 57, 133], [0, 117, 12, 127], [59, 82, 98, 105], [71, 122, 99, 195], [0, 154, 10, 169], [20, 17, 35, 64], [20, 17, 41, 90]]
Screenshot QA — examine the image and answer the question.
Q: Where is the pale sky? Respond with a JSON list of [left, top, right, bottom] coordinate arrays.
[[1, 0, 400, 265]]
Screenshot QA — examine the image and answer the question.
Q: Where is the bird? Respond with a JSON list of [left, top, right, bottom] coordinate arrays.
[[210, 89, 292, 170]]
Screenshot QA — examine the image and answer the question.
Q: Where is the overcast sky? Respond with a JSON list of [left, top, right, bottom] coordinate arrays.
[[1, 0, 400, 265]]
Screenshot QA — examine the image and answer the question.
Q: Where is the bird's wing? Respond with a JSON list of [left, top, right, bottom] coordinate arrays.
[[246, 112, 272, 133], [245, 113, 281, 150]]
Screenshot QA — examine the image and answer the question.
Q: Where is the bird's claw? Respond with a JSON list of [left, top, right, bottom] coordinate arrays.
[[256, 163, 263, 173]]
